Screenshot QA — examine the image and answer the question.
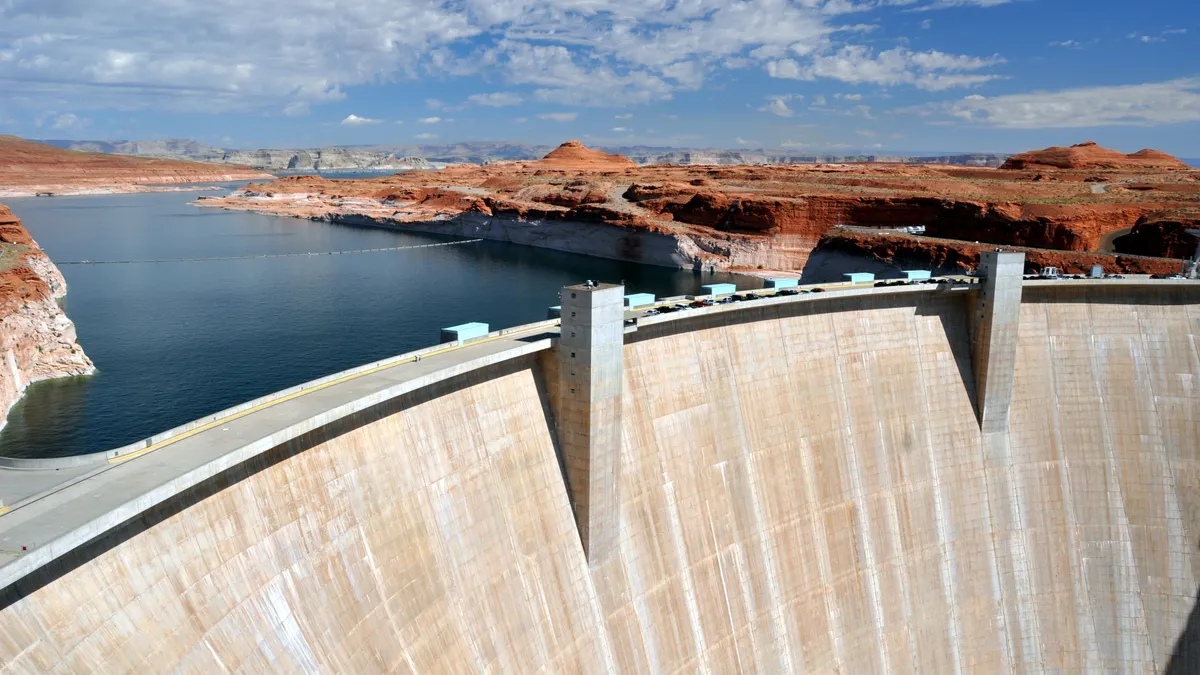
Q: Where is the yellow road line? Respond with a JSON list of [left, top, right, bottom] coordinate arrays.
[[108, 330, 518, 464], [0, 506, 8, 515]]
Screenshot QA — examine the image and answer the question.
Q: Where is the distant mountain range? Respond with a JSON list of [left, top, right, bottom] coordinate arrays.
[[40, 138, 1015, 171]]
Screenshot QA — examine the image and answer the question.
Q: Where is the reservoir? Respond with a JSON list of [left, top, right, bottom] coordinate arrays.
[[2, 188, 743, 458]]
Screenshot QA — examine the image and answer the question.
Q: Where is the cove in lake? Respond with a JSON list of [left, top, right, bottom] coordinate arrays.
[[3, 188, 745, 458]]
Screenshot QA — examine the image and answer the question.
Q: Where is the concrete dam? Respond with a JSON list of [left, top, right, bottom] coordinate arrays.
[[0, 253, 1196, 673]]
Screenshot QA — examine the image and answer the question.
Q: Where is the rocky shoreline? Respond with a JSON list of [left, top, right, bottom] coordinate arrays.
[[195, 190, 814, 275], [0, 183, 234, 199], [0, 206, 94, 431], [0, 135, 273, 199]]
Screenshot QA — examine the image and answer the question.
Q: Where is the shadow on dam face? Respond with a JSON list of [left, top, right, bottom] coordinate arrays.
[[1166, 542, 1200, 675], [1167, 586, 1200, 674], [0, 354, 545, 613]]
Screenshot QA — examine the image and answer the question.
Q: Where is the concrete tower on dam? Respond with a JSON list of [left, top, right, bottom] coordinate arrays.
[[0, 256, 1198, 673]]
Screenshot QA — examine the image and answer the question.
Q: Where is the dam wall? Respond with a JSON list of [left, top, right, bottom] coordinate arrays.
[[0, 278, 1196, 672]]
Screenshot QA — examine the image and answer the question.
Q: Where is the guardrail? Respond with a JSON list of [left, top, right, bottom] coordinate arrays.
[[0, 317, 562, 471]]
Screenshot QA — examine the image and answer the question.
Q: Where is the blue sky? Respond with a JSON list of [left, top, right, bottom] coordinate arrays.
[[1, 0, 1197, 155]]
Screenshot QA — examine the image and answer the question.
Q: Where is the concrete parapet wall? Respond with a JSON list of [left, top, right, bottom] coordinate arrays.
[[0, 319, 562, 474], [0, 281, 1196, 673]]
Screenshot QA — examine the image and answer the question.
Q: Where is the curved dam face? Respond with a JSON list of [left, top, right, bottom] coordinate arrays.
[[0, 275, 1196, 673]]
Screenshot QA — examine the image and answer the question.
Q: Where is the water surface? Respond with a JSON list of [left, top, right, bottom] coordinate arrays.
[[3, 189, 742, 458]]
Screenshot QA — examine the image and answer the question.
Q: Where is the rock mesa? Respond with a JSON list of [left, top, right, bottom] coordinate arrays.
[[1000, 141, 1191, 171]]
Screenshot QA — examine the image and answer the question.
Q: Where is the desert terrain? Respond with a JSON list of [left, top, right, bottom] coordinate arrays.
[[199, 140, 1200, 276], [0, 136, 273, 197]]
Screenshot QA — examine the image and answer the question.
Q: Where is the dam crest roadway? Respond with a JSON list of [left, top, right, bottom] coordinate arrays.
[[0, 259, 1197, 673]]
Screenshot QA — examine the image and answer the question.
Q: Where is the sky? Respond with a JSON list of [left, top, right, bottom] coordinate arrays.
[[0, 0, 1197, 155]]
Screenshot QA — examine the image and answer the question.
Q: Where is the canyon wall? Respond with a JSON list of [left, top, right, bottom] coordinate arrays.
[[44, 138, 1014, 170], [0, 284, 1196, 672], [815, 228, 1184, 277], [0, 206, 93, 429]]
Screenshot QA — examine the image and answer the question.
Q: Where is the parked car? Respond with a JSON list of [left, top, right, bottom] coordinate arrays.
[[777, 289, 799, 296]]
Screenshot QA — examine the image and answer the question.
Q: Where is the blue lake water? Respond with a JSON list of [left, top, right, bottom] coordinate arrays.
[[2, 188, 743, 458]]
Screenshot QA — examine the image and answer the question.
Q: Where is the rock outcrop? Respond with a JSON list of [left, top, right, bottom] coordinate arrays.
[[197, 140, 1200, 275], [815, 227, 1183, 277], [0, 205, 93, 429], [536, 141, 638, 170], [0, 136, 273, 197], [1113, 210, 1200, 259], [1000, 141, 1191, 171]]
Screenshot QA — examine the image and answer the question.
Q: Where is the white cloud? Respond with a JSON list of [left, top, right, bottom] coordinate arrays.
[[0, 0, 1020, 121], [612, 126, 628, 131], [282, 101, 310, 117], [414, 132, 438, 140], [341, 114, 380, 125], [735, 137, 760, 146], [0, 1, 479, 113], [758, 94, 802, 117], [467, 92, 523, 107], [1128, 32, 1164, 44], [538, 112, 578, 122], [885, 0, 1014, 9], [495, 41, 675, 107], [0, 0, 854, 115], [1163, 28, 1188, 35], [50, 112, 86, 129], [1049, 40, 1081, 48], [615, 113, 633, 119], [418, 116, 442, 124], [768, 45, 1002, 90], [761, 99, 794, 117], [838, 93, 863, 100], [919, 19, 932, 29], [945, 78, 1200, 128], [661, 114, 679, 120]]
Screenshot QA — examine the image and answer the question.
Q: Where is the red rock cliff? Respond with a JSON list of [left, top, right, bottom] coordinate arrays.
[[1000, 141, 1191, 171], [0, 205, 94, 430]]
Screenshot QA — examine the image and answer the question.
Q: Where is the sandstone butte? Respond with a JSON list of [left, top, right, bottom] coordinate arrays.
[[0, 205, 93, 428], [1000, 140, 1193, 171], [198, 140, 1200, 277], [0, 135, 274, 197]]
